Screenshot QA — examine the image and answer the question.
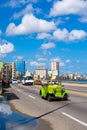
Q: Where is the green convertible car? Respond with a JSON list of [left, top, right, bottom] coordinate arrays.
[[40, 82, 69, 101]]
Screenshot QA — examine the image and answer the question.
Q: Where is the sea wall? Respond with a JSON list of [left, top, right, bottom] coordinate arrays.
[[62, 82, 87, 87]]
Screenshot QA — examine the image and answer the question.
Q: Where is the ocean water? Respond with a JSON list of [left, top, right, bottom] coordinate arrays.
[[62, 79, 87, 83]]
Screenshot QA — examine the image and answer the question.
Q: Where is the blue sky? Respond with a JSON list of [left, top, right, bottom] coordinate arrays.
[[0, 0, 87, 74]]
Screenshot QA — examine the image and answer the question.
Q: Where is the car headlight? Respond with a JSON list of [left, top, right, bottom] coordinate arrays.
[[62, 88, 65, 92]]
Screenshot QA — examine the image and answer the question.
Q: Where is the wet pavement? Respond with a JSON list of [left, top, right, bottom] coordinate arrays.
[[0, 95, 53, 130], [0, 95, 38, 130]]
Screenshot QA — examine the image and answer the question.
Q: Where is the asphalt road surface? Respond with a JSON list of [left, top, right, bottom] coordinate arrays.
[[5, 83, 87, 130]]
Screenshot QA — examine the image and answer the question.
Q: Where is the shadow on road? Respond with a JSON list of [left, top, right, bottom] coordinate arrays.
[[35, 100, 87, 120], [3, 89, 19, 100], [35, 103, 70, 120]]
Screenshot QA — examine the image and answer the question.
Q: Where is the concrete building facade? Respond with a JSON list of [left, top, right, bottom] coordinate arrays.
[[3, 62, 16, 79], [51, 61, 59, 71], [51, 61, 59, 79], [36, 68, 48, 79]]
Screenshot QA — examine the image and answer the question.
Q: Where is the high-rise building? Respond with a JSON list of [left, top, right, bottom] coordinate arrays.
[[0, 61, 4, 79], [51, 61, 59, 71], [51, 61, 59, 79], [36, 68, 48, 79], [3, 62, 16, 79], [16, 61, 25, 76], [12, 62, 16, 79]]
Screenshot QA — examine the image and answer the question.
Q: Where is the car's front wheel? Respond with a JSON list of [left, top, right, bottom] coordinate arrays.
[[40, 90, 41, 95], [64, 94, 68, 100], [48, 95, 52, 101], [40, 90, 44, 99]]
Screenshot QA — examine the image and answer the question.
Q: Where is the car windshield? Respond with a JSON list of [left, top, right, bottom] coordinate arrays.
[[25, 76, 33, 80], [13, 79, 17, 81]]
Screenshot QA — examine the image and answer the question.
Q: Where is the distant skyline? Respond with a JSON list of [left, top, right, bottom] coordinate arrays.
[[0, 0, 87, 74]]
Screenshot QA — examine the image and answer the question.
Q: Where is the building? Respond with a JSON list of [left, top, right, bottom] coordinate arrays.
[[48, 70, 52, 79], [68, 73, 74, 80], [0, 61, 4, 79], [11, 62, 16, 79], [16, 71, 21, 78], [3, 62, 16, 79], [25, 70, 32, 77], [36, 68, 48, 79], [51, 61, 59, 79], [16, 61, 25, 76], [51, 61, 59, 71], [0, 61, 3, 68]]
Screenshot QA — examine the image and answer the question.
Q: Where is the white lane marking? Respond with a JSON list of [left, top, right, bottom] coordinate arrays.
[[62, 112, 87, 127], [34, 88, 39, 92], [12, 87, 36, 99], [28, 95, 36, 99], [16, 89, 21, 92]]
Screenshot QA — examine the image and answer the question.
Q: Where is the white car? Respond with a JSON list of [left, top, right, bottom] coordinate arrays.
[[12, 79, 18, 84], [22, 76, 34, 85]]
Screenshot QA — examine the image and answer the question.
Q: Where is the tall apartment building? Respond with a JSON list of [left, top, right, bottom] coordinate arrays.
[[51, 61, 59, 79], [36, 68, 48, 79], [12, 62, 16, 79], [3, 62, 16, 79], [51, 61, 59, 71], [0, 61, 4, 79], [16, 61, 25, 76]]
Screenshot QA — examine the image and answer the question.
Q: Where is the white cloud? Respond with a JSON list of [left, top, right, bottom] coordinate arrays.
[[0, 40, 14, 59], [53, 28, 87, 42], [59, 62, 65, 67], [51, 57, 61, 62], [0, 40, 14, 54], [66, 59, 71, 63], [76, 60, 80, 63], [30, 61, 46, 66], [54, 17, 64, 26], [53, 28, 69, 41], [37, 28, 87, 41], [37, 58, 47, 61], [40, 42, 56, 50], [37, 32, 51, 39], [0, 30, 2, 36], [6, 14, 56, 36], [13, 4, 34, 19], [79, 16, 87, 23], [3, 0, 38, 8], [69, 30, 87, 41], [51, 57, 65, 67], [12, 4, 41, 19], [50, 0, 87, 17], [13, 56, 23, 61], [0, 104, 12, 115], [0, 53, 6, 59]]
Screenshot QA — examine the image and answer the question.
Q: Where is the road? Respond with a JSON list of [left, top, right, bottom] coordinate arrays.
[[5, 83, 87, 130]]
